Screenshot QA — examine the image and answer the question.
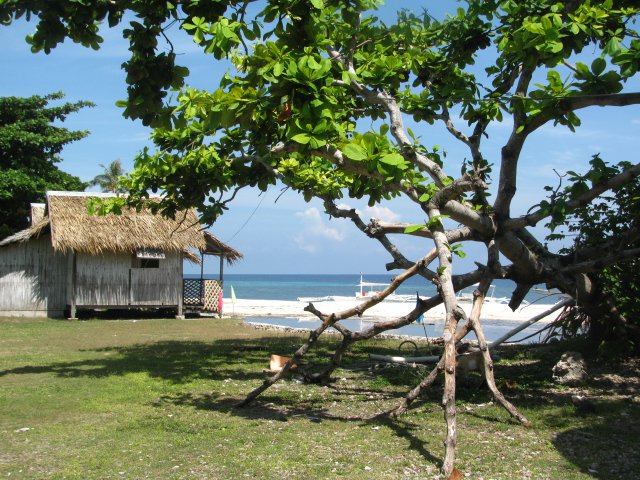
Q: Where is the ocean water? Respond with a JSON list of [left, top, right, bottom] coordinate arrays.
[[184, 274, 565, 343], [245, 316, 553, 344], [187, 273, 560, 305]]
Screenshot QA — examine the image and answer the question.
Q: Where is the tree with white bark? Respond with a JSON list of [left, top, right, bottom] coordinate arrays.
[[3, 0, 639, 476]]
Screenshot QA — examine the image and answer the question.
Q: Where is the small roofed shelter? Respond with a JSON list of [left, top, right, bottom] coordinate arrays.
[[183, 231, 243, 317], [0, 191, 240, 318]]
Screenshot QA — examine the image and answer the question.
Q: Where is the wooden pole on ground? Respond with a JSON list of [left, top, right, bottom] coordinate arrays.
[[489, 297, 574, 348]]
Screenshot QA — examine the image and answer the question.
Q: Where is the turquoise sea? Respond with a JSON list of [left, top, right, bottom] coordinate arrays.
[[201, 273, 560, 305], [186, 274, 566, 343]]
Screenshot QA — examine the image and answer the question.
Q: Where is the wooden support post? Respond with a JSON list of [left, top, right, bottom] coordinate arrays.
[[68, 251, 77, 320], [219, 255, 224, 318], [176, 252, 184, 319], [199, 251, 205, 306]]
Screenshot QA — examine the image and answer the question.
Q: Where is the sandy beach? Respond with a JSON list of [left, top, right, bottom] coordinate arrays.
[[222, 297, 565, 323]]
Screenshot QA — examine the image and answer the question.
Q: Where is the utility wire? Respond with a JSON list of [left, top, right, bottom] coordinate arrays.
[[225, 188, 269, 243]]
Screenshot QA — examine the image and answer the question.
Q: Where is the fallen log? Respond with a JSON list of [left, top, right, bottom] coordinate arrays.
[[369, 354, 440, 363]]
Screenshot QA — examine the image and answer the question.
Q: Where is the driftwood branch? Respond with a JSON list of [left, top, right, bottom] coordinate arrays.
[[425, 201, 464, 477], [236, 314, 336, 407]]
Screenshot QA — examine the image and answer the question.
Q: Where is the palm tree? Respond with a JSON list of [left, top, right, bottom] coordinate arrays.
[[91, 160, 125, 193]]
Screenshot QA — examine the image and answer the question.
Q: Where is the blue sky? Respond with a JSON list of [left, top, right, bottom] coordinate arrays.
[[1, 1, 639, 276]]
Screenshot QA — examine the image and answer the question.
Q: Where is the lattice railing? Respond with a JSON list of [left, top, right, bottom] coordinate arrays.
[[183, 279, 222, 312], [183, 279, 204, 306], [203, 280, 222, 312]]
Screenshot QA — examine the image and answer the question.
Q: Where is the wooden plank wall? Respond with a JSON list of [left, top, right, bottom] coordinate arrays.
[[75, 251, 181, 307], [75, 252, 130, 306], [0, 243, 183, 312], [130, 253, 181, 305], [0, 237, 68, 316]]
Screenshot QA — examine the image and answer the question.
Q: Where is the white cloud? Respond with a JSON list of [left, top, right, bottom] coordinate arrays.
[[293, 234, 318, 253], [334, 203, 401, 223], [362, 206, 401, 223], [293, 207, 345, 252]]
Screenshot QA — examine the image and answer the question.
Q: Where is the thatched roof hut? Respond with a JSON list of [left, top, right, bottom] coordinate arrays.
[[1, 192, 242, 262], [48, 192, 206, 255], [0, 191, 241, 318]]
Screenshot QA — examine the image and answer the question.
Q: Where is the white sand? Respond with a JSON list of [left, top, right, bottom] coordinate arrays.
[[222, 297, 564, 323]]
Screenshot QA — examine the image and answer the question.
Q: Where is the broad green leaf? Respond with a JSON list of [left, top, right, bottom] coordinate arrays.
[[291, 133, 311, 144], [592, 57, 606, 76], [272, 62, 284, 76], [604, 38, 622, 57], [343, 143, 368, 161], [309, 136, 326, 149], [307, 56, 321, 70], [379, 152, 405, 166]]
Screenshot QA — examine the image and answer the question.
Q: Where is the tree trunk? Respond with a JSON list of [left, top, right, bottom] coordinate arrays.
[[469, 280, 532, 427], [428, 205, 464, 477]]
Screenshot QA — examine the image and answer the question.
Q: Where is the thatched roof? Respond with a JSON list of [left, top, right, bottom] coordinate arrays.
[[203, 231, 243, 264], [0, 192, 241, 262], [0, 217, 50, 247], [46, 192, 206, 255]]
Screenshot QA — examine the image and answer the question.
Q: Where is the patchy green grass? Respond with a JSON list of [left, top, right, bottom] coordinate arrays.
[[0, 317, 638, 479]]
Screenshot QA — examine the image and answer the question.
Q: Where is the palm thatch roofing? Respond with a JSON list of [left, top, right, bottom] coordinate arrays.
[[0, 217, 50, 247], [47, 192, 205, 254], [0, 192, 242, 262], [203, 231, 243, 263]]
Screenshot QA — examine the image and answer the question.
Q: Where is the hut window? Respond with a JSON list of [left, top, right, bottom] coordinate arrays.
[[140, 258, 160, 268], [132, 256, 161, 268], [133, 248, 165, 268]]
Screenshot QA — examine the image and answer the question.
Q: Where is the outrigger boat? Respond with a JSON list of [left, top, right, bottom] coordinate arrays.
[[356, 274, 414, 302], [356, 275, 388, 298], [297, 275, 414, 303], [455, 283, 511, 304]]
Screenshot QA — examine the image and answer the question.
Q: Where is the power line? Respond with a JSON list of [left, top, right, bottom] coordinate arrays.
[[225, 188, 269, 243]]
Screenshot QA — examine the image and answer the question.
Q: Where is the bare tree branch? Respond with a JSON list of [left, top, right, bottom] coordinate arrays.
[[524, 92, 640, 135], [365, 219, 476, 243], [505, 162, 640, 230], [559, 247, 640, 274], [493, 67, 534, 217]]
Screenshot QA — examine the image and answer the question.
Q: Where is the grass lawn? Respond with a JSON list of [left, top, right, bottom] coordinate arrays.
[[0, 316, 638, 479]]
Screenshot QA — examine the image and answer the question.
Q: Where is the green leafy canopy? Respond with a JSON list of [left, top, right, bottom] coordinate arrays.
[[0, 92, 91, 239]]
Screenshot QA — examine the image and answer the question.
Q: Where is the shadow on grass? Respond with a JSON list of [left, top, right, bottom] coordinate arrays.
[[0, 333, 440, 389], [4, 329, 637, 477], [551, 403, 640, 479], [157, 386, 443, 468], [0, 336, 335, 383]]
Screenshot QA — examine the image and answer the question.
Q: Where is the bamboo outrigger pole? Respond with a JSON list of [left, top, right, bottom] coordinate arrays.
[[488, 297, 574, 348]]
